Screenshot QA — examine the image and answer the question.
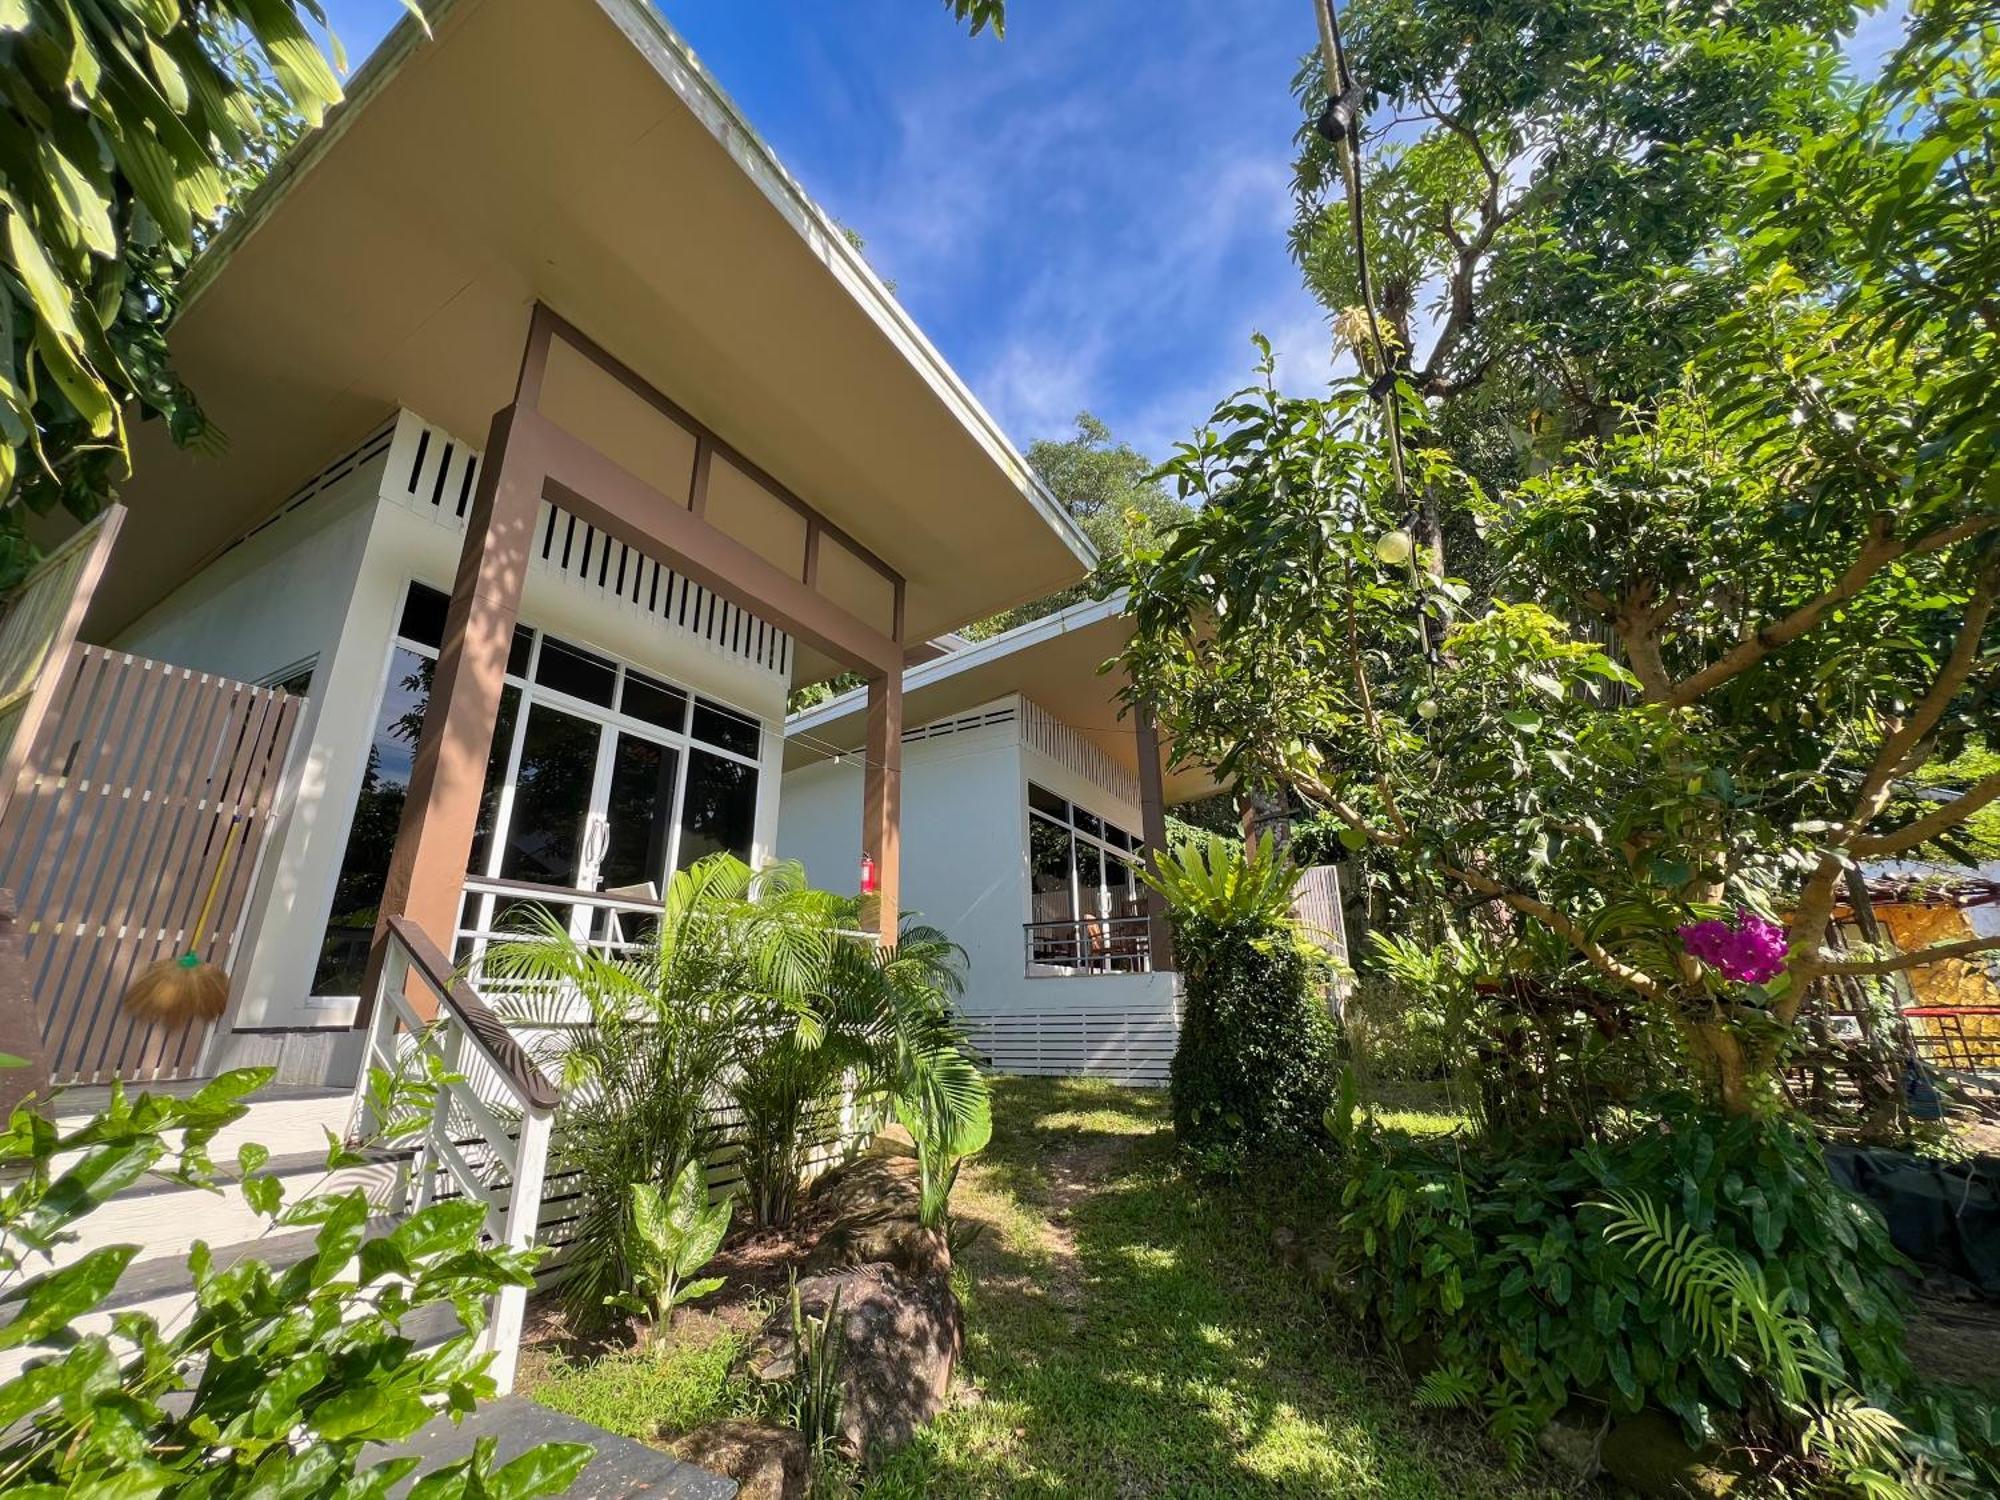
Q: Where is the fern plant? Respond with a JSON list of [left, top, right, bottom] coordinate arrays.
[[1594, 1190, 1918, 1496], [1143, 832, 1301, 939], [1593, 1187, 1836, 1407], [1412, 1362, 1480, 1410]]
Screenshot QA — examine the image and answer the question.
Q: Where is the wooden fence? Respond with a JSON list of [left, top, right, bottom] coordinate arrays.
[[0, 647, 300, 1083]]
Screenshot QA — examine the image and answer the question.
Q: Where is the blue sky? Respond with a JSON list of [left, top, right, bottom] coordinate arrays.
[[321, 1, 1911, 466], [322, 0, 1334, 462]]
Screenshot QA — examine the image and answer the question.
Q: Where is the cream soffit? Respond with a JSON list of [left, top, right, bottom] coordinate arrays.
[[181, 0, 1096, 576]]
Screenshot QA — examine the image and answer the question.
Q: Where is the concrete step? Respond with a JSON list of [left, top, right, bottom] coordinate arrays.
[[0, 1213, 421, 1382], [33, 1145, 413, 1274], [380, 1396, 737, 1498], [52, 1082, 357, 1162]]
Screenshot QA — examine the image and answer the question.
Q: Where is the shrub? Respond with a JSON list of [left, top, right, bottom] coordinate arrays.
[[1319, 1090, 1997, 1490], [0, 1068, 591, 1499], [1152, 835, 1340, 1169], [484, 855, 988, 1323]]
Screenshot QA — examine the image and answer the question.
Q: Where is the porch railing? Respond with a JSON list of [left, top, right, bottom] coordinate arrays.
[[456, 874, 664, 970], [1024, 915, 1153, 977], [348, 915, 559, 1393]]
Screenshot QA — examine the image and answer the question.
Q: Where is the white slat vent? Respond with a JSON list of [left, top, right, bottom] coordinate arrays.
[[387, 412, 793, 681], [960, 1004, 1180, 1088], [217, 419, 398, 558], [1018, 695, 1141, 808], [901, 704, 1016, 746]]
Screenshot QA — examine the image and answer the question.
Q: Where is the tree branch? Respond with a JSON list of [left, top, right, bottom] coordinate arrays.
[[1850, 768, 2000, 858], [1812, 932, 2000, 977], [1785, 565, 1998, 1006], [1441, 862, 1667, 1000], [1661, 514, 1997, 710]]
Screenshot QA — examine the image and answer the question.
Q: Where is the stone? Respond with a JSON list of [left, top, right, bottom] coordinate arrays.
[[671, 1419, 808, 1500], [1536, 1407, 1604, 1479], [1600, 1410, 1745, 1499], [801, 1149, 950, 1281], [744, 1264, 961, 1466]]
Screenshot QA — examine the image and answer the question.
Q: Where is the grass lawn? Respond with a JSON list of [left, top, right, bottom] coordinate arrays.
[[862, 1075, 1557, 1498], [518, 1074, 1554, 1497]]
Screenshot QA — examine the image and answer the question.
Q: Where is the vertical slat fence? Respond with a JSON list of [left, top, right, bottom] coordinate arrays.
[[0, 647, 300, 1083]]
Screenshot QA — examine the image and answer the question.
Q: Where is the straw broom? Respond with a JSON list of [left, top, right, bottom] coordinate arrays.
[[123, 818, 244, 1026]]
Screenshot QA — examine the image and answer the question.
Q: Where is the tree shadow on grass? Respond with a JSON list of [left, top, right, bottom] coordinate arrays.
[[861, 1076, 1570, 1500]]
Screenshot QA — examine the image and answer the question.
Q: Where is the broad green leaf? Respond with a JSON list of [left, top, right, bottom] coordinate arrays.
[[483, 1441, 595, 1500], [0, 1244, 137, 1348], [4, 196, 85, 344], [251, 1349, 327, 1433]]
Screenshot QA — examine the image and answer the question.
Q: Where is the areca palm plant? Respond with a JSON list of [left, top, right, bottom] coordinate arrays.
[[478, 853, 986, 1326]]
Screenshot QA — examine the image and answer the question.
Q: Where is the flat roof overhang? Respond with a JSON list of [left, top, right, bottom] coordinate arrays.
[[785, 595, 1221, 806], [88, 0, 1094, 667]]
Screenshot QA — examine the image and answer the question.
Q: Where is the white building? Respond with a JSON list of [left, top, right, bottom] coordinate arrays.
[[780, 596, 1219, 1085], [0, 0, 1096, 1095]]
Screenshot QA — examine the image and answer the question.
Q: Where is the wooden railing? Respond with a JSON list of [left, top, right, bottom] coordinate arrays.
[[348, 915, 557, 1392], [1024, 915, 1154, 976]]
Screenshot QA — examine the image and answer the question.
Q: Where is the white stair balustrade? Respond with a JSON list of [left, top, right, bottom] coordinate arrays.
[[349, 915, 558, 1394]]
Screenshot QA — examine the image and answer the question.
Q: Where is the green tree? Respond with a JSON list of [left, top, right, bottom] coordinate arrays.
[[966, 412, 1189, 638], [1289, 0, 1857, 576], [1123, 0, 2000, 1121], [0, 1, 355, 580]]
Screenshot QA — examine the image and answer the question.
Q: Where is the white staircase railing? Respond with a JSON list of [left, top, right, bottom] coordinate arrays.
[[348, 915, 558, 1393]]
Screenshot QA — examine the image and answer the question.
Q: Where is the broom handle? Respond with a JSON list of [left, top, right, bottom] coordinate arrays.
[[188, 818, 245, 952]]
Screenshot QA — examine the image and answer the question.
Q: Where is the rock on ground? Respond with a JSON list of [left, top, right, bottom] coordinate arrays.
[[671, 1418, 808, 1500], [800, 1147, 950, 1281], [744, 1263, 962, 1467]]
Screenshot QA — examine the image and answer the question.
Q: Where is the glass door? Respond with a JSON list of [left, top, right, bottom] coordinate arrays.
[[497, 700, 604, 892]]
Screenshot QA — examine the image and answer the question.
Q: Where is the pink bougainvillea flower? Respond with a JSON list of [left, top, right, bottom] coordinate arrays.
[[1677, 909, 1788, 986]]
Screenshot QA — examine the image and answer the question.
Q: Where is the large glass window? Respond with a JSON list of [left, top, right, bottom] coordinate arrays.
[[1025, 782, 1143, 927], [310, 648, 432, 996], [311, 582, 767, 997], [678, 748, 758, 869]]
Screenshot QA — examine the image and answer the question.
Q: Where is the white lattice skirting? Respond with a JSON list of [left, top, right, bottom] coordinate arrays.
[[961, 1006, 1179, 1087]]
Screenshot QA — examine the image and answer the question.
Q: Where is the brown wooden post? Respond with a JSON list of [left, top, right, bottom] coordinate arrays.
[[367, 406, 543, 1016], [1134, 702, 1175, 973], [861, 672, 902, 947]]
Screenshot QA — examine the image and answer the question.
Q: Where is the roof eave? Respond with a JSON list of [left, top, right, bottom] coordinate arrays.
[[180, 0, 1097, 578]]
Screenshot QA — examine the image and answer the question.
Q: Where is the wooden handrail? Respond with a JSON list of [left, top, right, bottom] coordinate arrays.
[[385, 915, 561, 1111]]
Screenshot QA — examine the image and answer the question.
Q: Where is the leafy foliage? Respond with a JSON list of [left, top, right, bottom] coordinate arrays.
[[1290, 0, 1853, 451], [609, 1161, 731, 1333], [1318, 1097, 1998, 1490], [0, 1069, 591, 1499], [1155, 835, 1340, 1171], [0, 0, 376, 577], [1125, 0, 2000, 1109], [940, 0, 1004, 37], [483, 854, 988, 1323]]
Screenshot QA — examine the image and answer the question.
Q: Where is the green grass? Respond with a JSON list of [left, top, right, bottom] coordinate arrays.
[[863, 1076, 1557, 1499], [1358, 1079, 1473, 1140], [528, 1328, 748, 1441]]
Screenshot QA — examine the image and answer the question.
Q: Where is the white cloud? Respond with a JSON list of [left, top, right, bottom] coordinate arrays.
[[787, 0, 1328, 460]]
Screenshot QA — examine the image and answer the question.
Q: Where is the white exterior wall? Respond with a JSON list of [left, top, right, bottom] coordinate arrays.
[[780, 694, 1180, 1084], [117, 410, 791, 1068], [782, 712, 1024, 990]]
